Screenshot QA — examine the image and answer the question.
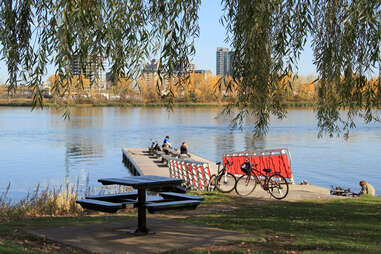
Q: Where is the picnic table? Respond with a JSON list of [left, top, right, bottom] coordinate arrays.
[[77, 175, 203, 236]]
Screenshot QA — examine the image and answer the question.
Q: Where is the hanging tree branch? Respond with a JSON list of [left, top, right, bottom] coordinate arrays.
[[0, 0, 379, 137], [221, 0, 311, 136], [221, 0, 380, 137]]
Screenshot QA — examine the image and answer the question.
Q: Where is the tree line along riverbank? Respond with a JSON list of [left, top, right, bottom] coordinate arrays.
[[0, 73, 320, 108], [0, 97, 315, 108]]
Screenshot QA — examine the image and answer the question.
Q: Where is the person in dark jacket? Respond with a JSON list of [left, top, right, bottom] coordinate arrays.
[[179, 142, 191, 158]]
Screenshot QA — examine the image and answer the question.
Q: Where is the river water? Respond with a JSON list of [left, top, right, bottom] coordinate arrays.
[[0, 106, 380, 199]]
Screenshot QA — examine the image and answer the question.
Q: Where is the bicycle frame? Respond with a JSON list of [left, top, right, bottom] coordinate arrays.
[[217, 159, 232, 178], [247, 165, 272, 190], [211, 159, 236, 193], [235, 162, 289, 199]]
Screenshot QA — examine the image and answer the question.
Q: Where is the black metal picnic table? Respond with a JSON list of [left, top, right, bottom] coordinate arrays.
[[98, 175, 184, 235]]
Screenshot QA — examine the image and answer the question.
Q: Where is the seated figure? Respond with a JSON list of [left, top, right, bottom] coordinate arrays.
[[359, 180, 376, 196], [162, 136, 171, 149], [179, 141, 191, 158]]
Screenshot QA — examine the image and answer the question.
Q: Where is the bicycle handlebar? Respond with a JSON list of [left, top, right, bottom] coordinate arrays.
[[216, 159, 233, 167]]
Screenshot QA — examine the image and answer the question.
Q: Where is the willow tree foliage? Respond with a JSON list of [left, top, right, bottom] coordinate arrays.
[[0, 0, 380, 137]]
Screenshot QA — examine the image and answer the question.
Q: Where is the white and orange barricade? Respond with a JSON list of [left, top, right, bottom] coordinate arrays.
[[168, 158, 212, 191]]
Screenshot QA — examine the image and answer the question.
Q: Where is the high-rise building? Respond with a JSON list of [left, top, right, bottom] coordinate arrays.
[[142, 59, 197, 88], [142, 59, 160, 87], [216, 47, 233, 76], [174, 62, 196, 73], [70, 55, 106, 90]]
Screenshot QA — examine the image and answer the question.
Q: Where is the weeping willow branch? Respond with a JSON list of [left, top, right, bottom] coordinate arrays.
[[0, 0, 200, 111], [220, 0, 379, 137], [221, 0, 311, 136], [0, 0, 379, 137]]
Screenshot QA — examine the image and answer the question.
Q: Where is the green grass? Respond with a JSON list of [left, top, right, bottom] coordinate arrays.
[[1, 191, 380, 253], [184, 193, 381, 253]]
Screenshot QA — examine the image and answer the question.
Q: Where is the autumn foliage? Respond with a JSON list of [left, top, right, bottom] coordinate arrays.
[[5, 73, 376, 106]]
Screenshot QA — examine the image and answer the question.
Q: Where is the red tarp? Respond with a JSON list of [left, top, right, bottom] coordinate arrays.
[[222, 149, 293, 180]]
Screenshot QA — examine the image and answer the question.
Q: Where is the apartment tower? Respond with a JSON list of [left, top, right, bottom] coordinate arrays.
[[216, 47, 233, 76], [70, 55, 106, 90]]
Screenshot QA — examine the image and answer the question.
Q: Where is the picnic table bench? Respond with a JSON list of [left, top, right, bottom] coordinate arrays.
[[86, 190, 138, 201], [76, 175, 204, 235], [146, 200, 200, 213]]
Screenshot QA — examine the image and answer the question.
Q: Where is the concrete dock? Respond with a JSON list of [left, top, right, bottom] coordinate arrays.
[[27, 148, 348, 254], [121, 147, 341, 201], [122, 147, 219, 176]]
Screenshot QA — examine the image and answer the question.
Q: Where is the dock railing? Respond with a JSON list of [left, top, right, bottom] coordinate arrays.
[[168, 158, 212, 191]]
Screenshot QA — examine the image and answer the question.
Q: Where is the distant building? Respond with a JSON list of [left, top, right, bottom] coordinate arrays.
[[174, 62, 196, 73], [216, 47, 233, 76], [142, 59, 160, 87], [144, 59, 160, 73], [142, 59, 197, 88], [70, 55, 106, 90], [143, 59, 196, 74], [194, 69, 212, 79], [194, 69, 212, 74]]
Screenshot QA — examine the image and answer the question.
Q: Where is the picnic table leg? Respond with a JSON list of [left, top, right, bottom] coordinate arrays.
[[134, 188, 149, 235]]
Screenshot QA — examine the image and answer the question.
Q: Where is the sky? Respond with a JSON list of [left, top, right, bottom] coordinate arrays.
[[193, 1, 316, 76], [0, 1, 317, 84]]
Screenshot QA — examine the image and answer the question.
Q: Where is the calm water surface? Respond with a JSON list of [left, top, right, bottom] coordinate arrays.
[[0, 106, 380, 199]]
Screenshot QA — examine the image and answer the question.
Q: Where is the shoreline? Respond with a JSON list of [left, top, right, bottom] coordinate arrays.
[[0, 101, 315, 108]]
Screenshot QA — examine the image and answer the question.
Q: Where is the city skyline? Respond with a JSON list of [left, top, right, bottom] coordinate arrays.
[[0, 1, 317, 84]]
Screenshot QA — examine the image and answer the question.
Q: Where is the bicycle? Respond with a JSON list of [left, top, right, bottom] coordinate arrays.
[[235, 163, 289, 199], [208, 159, 236, 193]]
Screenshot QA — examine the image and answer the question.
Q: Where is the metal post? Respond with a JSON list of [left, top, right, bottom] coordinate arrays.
[[135, 188, 148, 235]]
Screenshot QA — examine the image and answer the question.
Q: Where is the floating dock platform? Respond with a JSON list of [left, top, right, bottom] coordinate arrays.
[[122, 148, 218, 177], [121, 148, 346, 201]]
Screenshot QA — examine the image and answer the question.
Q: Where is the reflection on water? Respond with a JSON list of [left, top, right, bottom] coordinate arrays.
[[0, 106, 380, 199]]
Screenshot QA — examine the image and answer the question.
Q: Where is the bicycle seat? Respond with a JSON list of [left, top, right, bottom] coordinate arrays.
[[216, 162, 221, 166], [263, 168, 272, 173]]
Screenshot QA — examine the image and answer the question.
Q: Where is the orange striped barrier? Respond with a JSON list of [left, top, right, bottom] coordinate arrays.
[[168, 158, 212, 191]]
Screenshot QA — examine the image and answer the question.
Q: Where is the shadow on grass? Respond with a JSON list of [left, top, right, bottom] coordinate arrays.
[[0, 191, 380, 254], [186, 194, 381, 253]]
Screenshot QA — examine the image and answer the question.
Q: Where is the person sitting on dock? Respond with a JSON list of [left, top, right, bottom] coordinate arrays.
[[162, 136, 171, 149], [179, 141, 191, 158], [359, 180, 376, 196]]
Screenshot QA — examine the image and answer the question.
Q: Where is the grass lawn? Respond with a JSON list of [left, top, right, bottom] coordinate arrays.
[[0, 192, 380, 253], [183, 193, 381, 254]]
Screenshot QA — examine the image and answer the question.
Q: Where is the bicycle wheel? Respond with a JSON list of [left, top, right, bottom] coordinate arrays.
[[267, 174, 289, 199], [207, 174, 217, 192], [215, 173, 236, 193], [235, 175, 257, 196]]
